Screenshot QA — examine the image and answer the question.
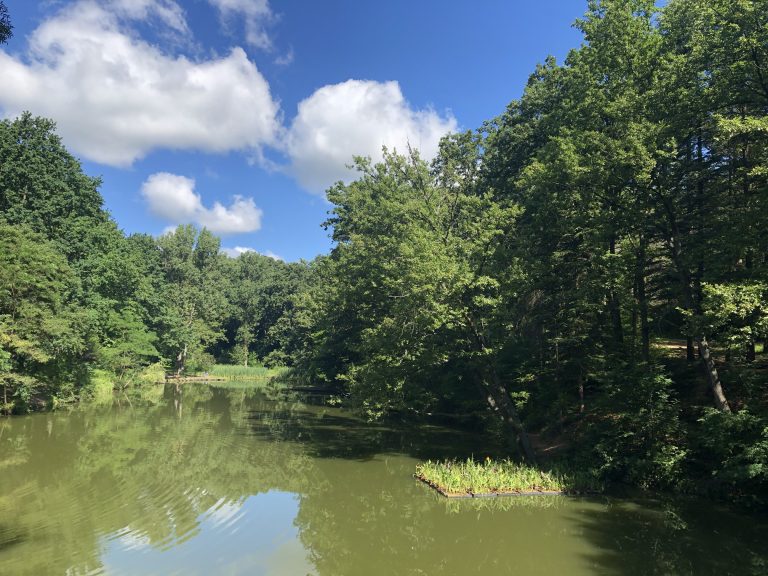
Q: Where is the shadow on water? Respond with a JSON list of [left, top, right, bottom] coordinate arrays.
[[243, 388, 506, 462], [235, 387, 768, 575], [3, 382, 768, 576], [570, 493, 768, 576]]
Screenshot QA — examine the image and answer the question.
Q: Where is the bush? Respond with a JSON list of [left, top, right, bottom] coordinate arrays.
[[87, 369, 115, 404], [579, 365, 686, 489], [188, 352, 215, 373], [136, 362, 166, 386], [690, 408, 768, 506]]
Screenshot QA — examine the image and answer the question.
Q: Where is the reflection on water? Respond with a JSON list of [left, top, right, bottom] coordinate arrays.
[[1, 383, 767, 575]]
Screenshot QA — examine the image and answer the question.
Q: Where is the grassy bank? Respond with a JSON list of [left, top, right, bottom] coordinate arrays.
[[416, 458, 600, 496], [208, 364, 289, 381]]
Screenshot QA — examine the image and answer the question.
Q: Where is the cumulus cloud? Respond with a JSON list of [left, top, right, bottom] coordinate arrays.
[[142, 172, 262, 234], [208, 0, 274, 49], [0, 1, 459, 199], [0, 0, 281, 166], [285, 80, 458, 194], [221, 246, 255, 258], [220, 246, 283, 260]]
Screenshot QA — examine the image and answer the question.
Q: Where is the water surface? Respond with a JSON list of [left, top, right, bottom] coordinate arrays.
[[1, 383, 766, 575]]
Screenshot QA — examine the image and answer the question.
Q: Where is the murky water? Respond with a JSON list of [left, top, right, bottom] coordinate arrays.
[[1, 383, 766, 575]]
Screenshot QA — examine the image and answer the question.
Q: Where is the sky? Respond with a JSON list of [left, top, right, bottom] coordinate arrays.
[[0, 0, 587, 262]]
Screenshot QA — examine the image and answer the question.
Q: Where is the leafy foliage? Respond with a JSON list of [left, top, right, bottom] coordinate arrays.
[[1, 0, 767, 503]]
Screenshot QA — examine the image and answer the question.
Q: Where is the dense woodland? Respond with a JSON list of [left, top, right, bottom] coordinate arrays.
[[1, 0, 767, 503]]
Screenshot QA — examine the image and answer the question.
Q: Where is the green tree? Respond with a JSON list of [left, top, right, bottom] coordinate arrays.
[[305, 144, 535, 459], [98, 306, 160, 384], [0, 1, 12, 45], [0, 114, 107, 256], [0, 225, 86, 412], [156, 225, 227, 374], [221, 252, 310, 367]]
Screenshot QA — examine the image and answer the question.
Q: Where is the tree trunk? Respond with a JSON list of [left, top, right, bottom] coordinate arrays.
[[697, 336, 731, 413], [663, 203, 697, 362], [466, 313, 537, 463], [630, 282, 638, 357], [483, 369, 537, 464], [609, 237, 624, 347], [746, 340, 756, 363], [636, 237, 650, 362], [176, 343, 188, 375], [243, 329, 250, 367]]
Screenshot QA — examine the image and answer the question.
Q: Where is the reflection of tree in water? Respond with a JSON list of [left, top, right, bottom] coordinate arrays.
[[245, 391, 504, 463], [3, 386, 768, 576], [0, 384, 319, 575], [294, 462, 589, 576], [255, 400, 768, 576], [572, 495, 768, 576]]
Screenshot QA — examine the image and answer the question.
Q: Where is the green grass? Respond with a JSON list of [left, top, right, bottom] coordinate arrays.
[[416, 458, 597, 496], [88, 369, 116, 403], [208, 364, 288, 381], [136, 362, 166, 385]]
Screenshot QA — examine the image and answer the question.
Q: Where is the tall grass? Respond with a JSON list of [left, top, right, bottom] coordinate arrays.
[[87, 369, 116, 403], [209, 364, 281, 380], [137, 362, 166, 385], [416, 458, 598, 495]]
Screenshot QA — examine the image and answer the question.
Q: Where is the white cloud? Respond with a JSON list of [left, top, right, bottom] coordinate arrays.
[[221, 246, 255, 258], [142, 172, 262, 234], [261, 250, 283, 261], [285, 80, 458, 194], [0, 0, 281, 166], [110, 0, 190, 35], [207, 0, 274, 49], [274, 47, 294, 67], [221, 246, 283, 260]]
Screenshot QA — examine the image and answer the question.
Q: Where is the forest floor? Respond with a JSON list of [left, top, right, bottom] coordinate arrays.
[[653, 338, 768, 412]]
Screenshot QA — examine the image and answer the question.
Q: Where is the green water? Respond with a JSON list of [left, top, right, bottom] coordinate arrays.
[[1, 383, 766, 576]]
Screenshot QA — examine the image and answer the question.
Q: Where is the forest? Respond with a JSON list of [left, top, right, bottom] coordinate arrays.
[[1, 0, 767, 504]]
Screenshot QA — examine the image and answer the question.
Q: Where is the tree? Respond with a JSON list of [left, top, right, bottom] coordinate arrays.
[[221, 252, 310, 367], [0, 225, 86, 412], [0, 1, 12, 45], [98, 305, 160, 384], [304, 145, 535, 459], [0, 113, 107, 256], [156, 225, 227, 374]]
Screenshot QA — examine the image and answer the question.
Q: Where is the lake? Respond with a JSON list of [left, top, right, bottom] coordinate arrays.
[[1, 383, 766, 575]]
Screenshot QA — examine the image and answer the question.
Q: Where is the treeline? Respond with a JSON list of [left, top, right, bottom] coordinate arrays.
[[291, 0, 768, 498], [0, 115, 311, 412], [1, 0, 767, 500]]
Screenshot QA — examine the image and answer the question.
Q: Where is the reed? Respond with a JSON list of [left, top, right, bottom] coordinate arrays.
[[209, 364, 276, 380], [415, 458, 584, 495]]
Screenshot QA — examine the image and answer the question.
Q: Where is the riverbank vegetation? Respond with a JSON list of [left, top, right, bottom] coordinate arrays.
[[415, 459, 574, 497], [209, 364, 288, 381], [1, 0, 767, 506]]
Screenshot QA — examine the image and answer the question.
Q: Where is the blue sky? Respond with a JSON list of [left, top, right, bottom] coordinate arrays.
[[1, 0, 586, 261]]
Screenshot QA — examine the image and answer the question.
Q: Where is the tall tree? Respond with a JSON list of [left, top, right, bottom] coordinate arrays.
[[0, 1, 12, 45], [0, 225, 86, 412], [157, 225, 227, 374], [307, 145, 535, 459]]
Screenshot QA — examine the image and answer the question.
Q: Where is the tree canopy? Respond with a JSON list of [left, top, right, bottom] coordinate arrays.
[[1, 0, 766, 502]]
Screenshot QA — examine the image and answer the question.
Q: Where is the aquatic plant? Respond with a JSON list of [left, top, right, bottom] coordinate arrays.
[[415, 458, 597, 496]]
